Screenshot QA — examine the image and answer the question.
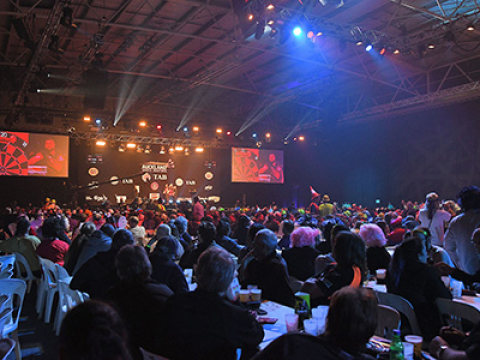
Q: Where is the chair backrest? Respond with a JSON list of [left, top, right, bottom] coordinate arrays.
[[0, 279, 27, 330], [39, 257, 58, 285], [0, 295, 8, 312], [0, 269, 13, 280], [376, 291, 422, 336], [0, 307, 12, 336], [13, 252, 35, 280], [55, 264, 70, 281], [376, 304, 401, 340], [58, 280, 86, 313], [436, 298, 480, 332], [0, 255, 15, 272]]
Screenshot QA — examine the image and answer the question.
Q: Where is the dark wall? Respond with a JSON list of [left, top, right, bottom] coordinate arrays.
[[2, 100, 480, 208]]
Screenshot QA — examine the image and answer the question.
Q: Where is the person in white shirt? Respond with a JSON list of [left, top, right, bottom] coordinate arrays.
[[128, 216, 146, 247], [419, 192, 451, 247]]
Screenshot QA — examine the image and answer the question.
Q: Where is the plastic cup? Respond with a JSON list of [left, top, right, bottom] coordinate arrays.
[[239, 289, 251, 302], [311, 306, 328, 335], [450, 279, 462, 299], [376, 269, 387, 280], [285, 314, 299, 332], [303, 319, 318, 335], [402, 342, 414, 360], [184, 269, 193, 283], [404, 335, 423, 358], [247, 284, 258, 290], [250, 289, 262, 301]]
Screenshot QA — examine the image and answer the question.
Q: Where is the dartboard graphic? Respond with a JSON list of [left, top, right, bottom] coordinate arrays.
[[232, 151, 258, 182], [0, 142, 29, 176]]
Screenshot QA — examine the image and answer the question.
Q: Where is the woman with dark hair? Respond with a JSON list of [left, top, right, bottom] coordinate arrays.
[[419, 192, 451, 247], [387, 233, 451, 340], [302, 231, 366, 306], [233, 215, 251, 246], [108, 245, 173, 359], [251, 287, 377, 360], [36, 216, 70, 265], [59, 300, 133, 360], [64, 221, 96, 275], [179, 221, 218, 269]]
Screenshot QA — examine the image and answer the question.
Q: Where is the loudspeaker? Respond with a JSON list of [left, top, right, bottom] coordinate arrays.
[[83, 70, 108, 109]]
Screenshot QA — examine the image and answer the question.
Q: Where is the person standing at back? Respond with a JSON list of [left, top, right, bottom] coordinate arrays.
[[419, 192, 451, 247]]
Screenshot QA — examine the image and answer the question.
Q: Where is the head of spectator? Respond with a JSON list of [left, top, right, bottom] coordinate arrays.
[[152, 236, 178, 261], [216, 219, 231, 238], [198, 221, 216, 245], [128, 216, 139, 229], [389, 233, 427, 289], [281, 220, 294, 237], [15, 217, 31, 237], [332, 231, 366, 275], [110, 229, 135, 253], [359, 223, 387, 248], [100, 224, 115, 238], [456, 186, 480, 212], [81, 222, 96, 236], [246, 223, 264, 248], [425, 192, 441, 220], [59, 300, 132, 360], [174, 216, 188, 235], [325, 287, 378, 354], [390, 216, 403, 230], [41, 217, 58, 240], [155, 224, 171, 239], [290, 226, 319, 248], [115, 245, 152, 285], [196, 247, 235, 297], [253, 229, 277, 260]]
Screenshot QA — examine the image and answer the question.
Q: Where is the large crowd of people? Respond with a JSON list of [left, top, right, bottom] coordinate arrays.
[[1, 186, 480, 359]]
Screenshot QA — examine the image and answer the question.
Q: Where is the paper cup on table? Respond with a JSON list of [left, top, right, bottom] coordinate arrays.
[[450, 279, 462, 299], [311, 306, 328, 335], [285, 313, 299, 332], [239, 289, 251, 303], [404, 335, 423, 358], [376, 269, 387, 280], [303, 319, 318, 336], [184, 269, 193, 283], [402, 342, 414, 360], [250, 289, 262, 301]]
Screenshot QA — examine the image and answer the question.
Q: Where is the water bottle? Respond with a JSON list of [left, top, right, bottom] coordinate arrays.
[[390, 329, 404, 360]]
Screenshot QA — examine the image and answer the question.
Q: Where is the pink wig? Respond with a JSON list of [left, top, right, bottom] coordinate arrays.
[[359, 223, 387, 247], [290, 227, 320, 248]]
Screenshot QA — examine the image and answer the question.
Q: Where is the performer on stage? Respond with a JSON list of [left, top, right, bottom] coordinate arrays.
[[163, 183, 177, 203]]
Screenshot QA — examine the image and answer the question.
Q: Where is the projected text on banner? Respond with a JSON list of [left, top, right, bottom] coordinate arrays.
[[231, 147, 284, 183], [0, 131, 69, 177]]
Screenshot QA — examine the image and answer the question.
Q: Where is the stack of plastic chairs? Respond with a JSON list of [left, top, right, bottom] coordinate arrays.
[[36, 258, 59, 323], [13, 253, 37, 293], [0, 279, 27, 359], [54, 280, 89, 336]]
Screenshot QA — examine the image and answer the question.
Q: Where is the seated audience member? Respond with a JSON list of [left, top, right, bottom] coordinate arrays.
[[179, 221, 218, 269], [128, 216, 145, 246], [36, 217, 70, 266], [437, 227, 480, 287], [164, 247, 264, 360], [238, 223, 264, 263], [282, 227, 321, 281], [242, 229, 295, 307], [314, 224, 349, 274], [0, 217, 41, 277], [72, 224, 114, 275], [252, 287, 377, 360], [174, 216, 193, 250], [302, 231, 366, 306], [70, 229, 134, 300], [108, 245, 173, 359], [64, 222, 96, 275], [150, 236, 189, 294], [277, 220, 294, 250], [358, 223, 391, 274], [387, 232, 452, 340], [216, 219, 244, 256], [233, 215, 251, 246], [388, 216, 406, 246], [409, 227, 454, 266], [430, 321, 480, 360], [58, 300, 133, 360]]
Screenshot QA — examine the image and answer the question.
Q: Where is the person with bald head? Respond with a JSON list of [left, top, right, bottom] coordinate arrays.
[[241, 229, 295, 307]]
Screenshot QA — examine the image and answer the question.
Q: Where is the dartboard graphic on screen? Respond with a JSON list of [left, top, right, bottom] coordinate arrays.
[[232, 147, 284, 184], [0, 131, 69, 177]]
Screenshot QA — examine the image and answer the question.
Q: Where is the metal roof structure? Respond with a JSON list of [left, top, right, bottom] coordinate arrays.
[[1, 0, 480, 142]]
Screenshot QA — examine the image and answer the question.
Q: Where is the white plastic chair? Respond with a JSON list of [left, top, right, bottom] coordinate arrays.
[[0, 279, 27, 360], [54, 280, 89, 336], [0, 255, 15, 272], [36, 258, 59, 323], [13, 253, 37, 293]]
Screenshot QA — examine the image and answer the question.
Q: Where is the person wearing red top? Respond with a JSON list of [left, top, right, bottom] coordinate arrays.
[[36, 217, 69, 266], [388, 216, 406, 246]]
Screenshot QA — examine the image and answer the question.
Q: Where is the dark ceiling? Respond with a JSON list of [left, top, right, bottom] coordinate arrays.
[[1, 0, 480, 144]]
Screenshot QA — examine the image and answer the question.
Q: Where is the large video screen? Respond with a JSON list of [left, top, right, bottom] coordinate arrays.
[[0, 131, 69, 177], [232, 147, 284, 183]]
